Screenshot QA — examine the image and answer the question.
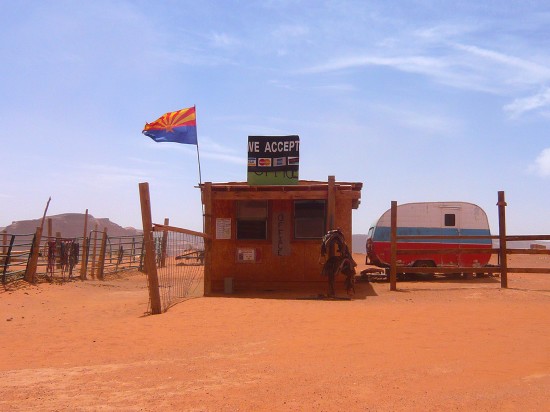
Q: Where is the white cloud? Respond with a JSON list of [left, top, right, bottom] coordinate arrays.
[[414, 24, 476, 42], [504, 88, 550, 118], [453, 44, 550, 79], [528, 148, 550, 177], [300, 55, 447, 76], [210, 32, 240, 48]]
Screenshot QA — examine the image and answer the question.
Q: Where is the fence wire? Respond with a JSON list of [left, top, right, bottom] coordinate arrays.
[[151, 229, 205, 312]]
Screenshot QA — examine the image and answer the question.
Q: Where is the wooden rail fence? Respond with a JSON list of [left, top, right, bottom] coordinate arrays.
[[389, 191, 550, 290]]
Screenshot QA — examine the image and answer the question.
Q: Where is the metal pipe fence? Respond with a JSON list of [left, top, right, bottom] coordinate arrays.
[[1, 233, 34, 284], [1, 230, 144, 285]]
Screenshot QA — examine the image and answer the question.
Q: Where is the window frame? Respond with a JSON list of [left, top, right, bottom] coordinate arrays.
[[236, 200, 269, 240], [444, 213, 456, 227], [293, 200, 327, 239]]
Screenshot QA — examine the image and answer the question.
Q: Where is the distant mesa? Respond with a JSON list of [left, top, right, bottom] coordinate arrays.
[[3, 213, 141, 237]]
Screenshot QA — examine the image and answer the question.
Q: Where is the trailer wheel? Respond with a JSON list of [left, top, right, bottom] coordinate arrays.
[[412, 260, 436, 279], [413, 260, 435, 267]]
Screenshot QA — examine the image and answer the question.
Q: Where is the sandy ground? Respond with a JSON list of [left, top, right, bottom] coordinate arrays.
[[1, 254, 549, 411]]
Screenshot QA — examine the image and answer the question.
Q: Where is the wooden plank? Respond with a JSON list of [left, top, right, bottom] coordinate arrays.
[[153, 223, 210, 239], [396, 266, 549, 274], [212, 190, 329, 200], [506, 248, 550, 255], [327, 175, 335, 231], [203, 182, 212, 296], [211, 189, 360, 201], [396, 248, 499, 255], [507, 268, 550, 274], [506, 235, 550, 241], [397, 235, 499, 240], [396, 266, 502, 274]]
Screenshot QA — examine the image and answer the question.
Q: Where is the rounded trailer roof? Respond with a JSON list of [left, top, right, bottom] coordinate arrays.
[[376, 201, 490, 230]]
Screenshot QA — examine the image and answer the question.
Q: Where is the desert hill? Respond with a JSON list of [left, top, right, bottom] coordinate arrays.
[[3, 213, 140, 238]]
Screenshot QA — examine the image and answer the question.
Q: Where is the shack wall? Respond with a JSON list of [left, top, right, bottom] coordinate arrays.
[[208, 194, 355, 292]]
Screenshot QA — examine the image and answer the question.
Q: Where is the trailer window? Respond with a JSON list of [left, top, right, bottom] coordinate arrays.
[[236, 200, 268, 240], [294, 200, 326, 239], [444, 213, 456, 227]]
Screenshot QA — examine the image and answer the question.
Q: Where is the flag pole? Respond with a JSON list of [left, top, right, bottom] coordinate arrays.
[[194, 105, 205, 234], [194, 105, 202, 185]]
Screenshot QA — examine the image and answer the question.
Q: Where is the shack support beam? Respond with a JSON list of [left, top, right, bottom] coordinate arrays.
[[327, 175, 336, 231], [203, 182, 212, 296]]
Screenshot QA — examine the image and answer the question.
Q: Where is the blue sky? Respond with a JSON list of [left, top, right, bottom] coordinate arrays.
[[1, 0, 549, 236]]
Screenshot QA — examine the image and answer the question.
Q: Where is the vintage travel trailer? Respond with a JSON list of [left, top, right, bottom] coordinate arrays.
[[366, 202, 492, 269]]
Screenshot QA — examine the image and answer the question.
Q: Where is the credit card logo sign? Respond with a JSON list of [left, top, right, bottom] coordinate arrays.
[[273, 157, 286, 167], [258, 158, 272, 167], [288, 156, 299, 165], [248, 158, 257, 167]]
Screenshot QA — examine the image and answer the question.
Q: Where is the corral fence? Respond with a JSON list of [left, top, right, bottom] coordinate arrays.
[[388, 191, 550, 290], [139, 183, 210, 315], [1, 228, 144, 285]]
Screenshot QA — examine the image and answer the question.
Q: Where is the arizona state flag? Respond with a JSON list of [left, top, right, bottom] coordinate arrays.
[[142, 106, 198, 145]]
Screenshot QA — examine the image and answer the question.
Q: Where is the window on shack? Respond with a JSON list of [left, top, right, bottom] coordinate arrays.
[[294, 200, 326, 239], [444, 213, 456, 227], [236, 200, 268, 240]]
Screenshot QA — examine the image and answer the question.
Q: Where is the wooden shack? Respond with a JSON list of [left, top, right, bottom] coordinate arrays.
[[200, 176, 362, 293]]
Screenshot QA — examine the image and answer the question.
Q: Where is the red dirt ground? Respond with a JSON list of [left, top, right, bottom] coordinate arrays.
[[1, 254, 549, 411]]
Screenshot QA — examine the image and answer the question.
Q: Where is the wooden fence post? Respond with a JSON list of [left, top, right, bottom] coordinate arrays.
[[390, 201, 397, 291], [25, 226, 42, 283], [91, 223, 98, 279], [139, 182, 162, 315], [161, 217, 169, 268], [55, 231, 61, 269], [97, 227, 108, 280], [80, 209, 89, 280], [498, 191, 508, 288], [327, 175, 336, 231]]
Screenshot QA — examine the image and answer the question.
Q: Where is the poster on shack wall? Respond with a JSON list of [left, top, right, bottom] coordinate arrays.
[[247, 135, 299, 185]]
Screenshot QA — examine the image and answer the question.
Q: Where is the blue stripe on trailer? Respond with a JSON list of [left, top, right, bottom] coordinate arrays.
[[372, 227, 492, 244]]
